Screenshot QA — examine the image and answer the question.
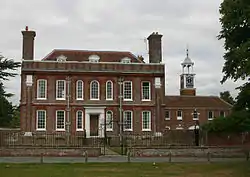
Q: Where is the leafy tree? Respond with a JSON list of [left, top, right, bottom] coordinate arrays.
[[220, 91, 235, 105], [0, 54, 21, 127], [218, 0, 250, 111]]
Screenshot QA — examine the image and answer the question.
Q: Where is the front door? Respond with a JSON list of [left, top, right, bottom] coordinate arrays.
[[90, 114, 99, 136]]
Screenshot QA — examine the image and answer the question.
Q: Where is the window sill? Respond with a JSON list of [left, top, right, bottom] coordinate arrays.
[[165, 118, 170, 121], [208, 118, 213, 121], [56, 98, 66, 101], [37, 98, 47, 100], [123, 129, 133, 132], [76, 98, 84, 101], [123, 99, 133, 101], [76, 129, 84, 131], [142, 99, 151, 102], [106, 99, 113, 101], [142, 129, 151, 132], [177, 117, 182, 121], [56, 129, 65, 131], [193, 118, 199, 121], [36, 129, 46, 131], [106, 129, 113, 132], [90, 98, 100, 101]]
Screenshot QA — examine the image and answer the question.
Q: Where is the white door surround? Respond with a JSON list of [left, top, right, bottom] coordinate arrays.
[[84, 107, 106, 138]]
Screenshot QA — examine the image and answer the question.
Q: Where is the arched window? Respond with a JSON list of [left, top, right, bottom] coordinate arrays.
[[90, 80, 99, 100], [76, 110, 83, 131], [106, 111, 113, 131], [106, 80, 113, 100], [76, 80, 84, 100]]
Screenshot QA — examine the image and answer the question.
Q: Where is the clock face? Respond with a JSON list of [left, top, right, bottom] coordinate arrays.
[[186, 76, 194, 88]]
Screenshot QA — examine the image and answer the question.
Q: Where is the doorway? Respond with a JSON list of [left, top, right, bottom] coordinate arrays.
[[90, 114, 99, 136]]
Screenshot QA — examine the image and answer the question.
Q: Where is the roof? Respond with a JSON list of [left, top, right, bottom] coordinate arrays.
[[42, 49, 144, 63], [165, 95, 232, 109]]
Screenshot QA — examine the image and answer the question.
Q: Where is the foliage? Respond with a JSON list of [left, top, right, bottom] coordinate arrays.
[[220, 91, 235, 105], [202, 110, 250, 133], [233, 82, 250, 111], [0, 54, 21, 80], [218, 0, 250, 111], [0, 54, 21, 127]]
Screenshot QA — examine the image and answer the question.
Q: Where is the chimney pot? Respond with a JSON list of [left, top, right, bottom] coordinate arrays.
[[25, 26, 28, 31]]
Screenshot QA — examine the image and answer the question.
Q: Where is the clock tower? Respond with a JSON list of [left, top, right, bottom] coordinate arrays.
[[180, 48, 196, 96]]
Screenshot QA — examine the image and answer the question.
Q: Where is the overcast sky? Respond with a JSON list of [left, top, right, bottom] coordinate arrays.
[[0, 0, 244, 105]]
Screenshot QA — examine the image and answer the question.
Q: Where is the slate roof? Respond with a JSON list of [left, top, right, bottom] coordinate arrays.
[[42, 49, 143, 63], [165, 95, 232, 109]]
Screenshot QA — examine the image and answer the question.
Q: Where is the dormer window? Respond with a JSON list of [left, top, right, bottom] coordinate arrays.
[[56, 55, 67, 62], [89, 55, 100, 63], [121, 57, 131, 64]]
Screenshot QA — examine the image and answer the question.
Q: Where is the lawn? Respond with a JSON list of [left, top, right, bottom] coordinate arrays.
[[0, 162, 250, 177]]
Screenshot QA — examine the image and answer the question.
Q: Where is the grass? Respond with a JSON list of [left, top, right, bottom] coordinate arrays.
[[0, 162, 250, 177]]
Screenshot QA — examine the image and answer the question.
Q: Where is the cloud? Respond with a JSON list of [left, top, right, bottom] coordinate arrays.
[[0, 0, 243, 104]]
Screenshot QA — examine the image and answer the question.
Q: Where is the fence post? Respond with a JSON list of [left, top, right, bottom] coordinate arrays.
[[246, 151, 249, 161], [40, 153, 44, 164], [207, 151, 211, 162], [84, 151, 88, 163], [169, 151, 172, 163], [127, 150, 131, 163]]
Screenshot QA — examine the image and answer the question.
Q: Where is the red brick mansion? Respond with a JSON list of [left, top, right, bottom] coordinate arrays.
[[20, 27, 232, 137]]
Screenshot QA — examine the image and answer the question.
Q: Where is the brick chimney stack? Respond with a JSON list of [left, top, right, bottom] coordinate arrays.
[[22, 26, 36, 60], [147, 32, 163, 63]]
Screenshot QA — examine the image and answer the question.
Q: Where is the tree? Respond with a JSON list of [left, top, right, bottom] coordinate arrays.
[[0, 54, 21, 127], [220, 91, 235, 105], [218, 0, 250, 111]]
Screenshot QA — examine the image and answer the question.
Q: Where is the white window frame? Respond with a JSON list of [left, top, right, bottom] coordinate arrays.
[[165, 110, 170, 120], [121, 57, 131, 63], [123, 111, 133, 131], [56, 110, 65, 131], [141, 81, 151, 101], [37, 79, 47, 100], [177, 110, 182, 120], [56, 80, 66, 100], [106, 80, 113, 100], [220, 111, 225, 117], [208, 111, 214, 120], [76, 110, 84, 131], [36, 110, 46, 131], [76, 80, 84, 100], [142, 111, 151, 131], [123, 81, 133, 101], [106, 111, 113, 131], [90, 80, 100, 100]]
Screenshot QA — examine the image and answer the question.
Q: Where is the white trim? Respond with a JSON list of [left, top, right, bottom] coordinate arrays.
[[36, 110, 46, 131], [165, 110, 170, 120], [56, 80, 66, 100], [76, 110, 84, 131], [37, 79, 47, 100], [123, 81, 133, 101], [84, 107, 105, 138], [142, 111, 151, 131], [188, 125, 199, 130], [56, 110, 65, 131], [105, 80, 113, 100], [90, 80, 100, 100], [76, 80, 84, 100], [177, 110, 182, 120], [123, 110, 133, 131], [106, 110, 113, 131], [141, 81, 151, 101], [208, 110, 214, 120]]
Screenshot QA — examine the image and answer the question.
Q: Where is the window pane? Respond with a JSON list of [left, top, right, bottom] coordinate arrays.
[[57, 80, 65, 99], [142, 111, 151, 130], [38, 80, 46, 98], [142, 82, 150, 100], [56, 111, 65, 130], [220, 111, 225, 117], [177, 110, 182, 117], [106, 81, 113, 99], [124, 111, 132, 130], [91, 81, 99, 99], [37, 110, 46, 130], [106, 111, 113, 130], [123, 81, 132, 100], [76, 111, 83, 130], [76, 81, 83, 99], [165, 111, 170, 119]]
